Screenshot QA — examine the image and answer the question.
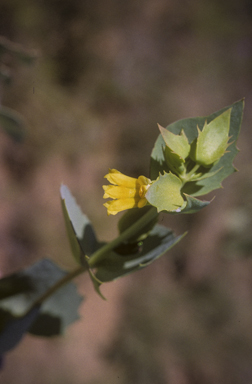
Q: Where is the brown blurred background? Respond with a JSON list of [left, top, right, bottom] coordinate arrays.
[[0, 0, 252, 383]]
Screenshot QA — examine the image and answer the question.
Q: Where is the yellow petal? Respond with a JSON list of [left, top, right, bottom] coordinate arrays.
[[103, 185, 139, 199], [103, 198, 139, 215], [137, 175, 151, 186], [104, 169, 138, 188], [139, 184, 150, 198], [137, 198, 148, 208]]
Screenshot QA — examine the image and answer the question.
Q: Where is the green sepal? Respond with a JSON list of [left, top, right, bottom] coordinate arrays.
[[159, 125, 190, 159], [164, 146, 186, 176], [190, 109, 231, 166], [146, 172, 184, 213], [95, 225, 186, 282], [159, 124, 189, 176], [150, 99, 244, 197]]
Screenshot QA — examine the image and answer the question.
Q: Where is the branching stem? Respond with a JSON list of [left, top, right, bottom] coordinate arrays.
[[30, 207, 158, 309], [180, 163, 201, 185], [30, 265, 87, 309], [88, 207, 158, 268]]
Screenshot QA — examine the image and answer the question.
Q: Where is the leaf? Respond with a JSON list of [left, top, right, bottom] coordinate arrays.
[[118, 206, 158, 243], [29, 280, 83, 336], [0, 105, 25, 142], [0, 306, 40, 354], [0, 274, 33, 300], [150, 99, 244, 197], [60, 185, 99, 264], [181, 194, 210, 214], [146, 172, 184, 212], [60, 185, 113, 299], [87, 268, 106, 300], [0, 259, 83, 337], [95, 224, 186, 282]]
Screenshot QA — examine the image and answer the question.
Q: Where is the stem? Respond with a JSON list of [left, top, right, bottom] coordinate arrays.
[[181, 163, 201, 185], [30, 265, 87, 308], [29, 207, 158, 308], [88, 206, 158, 268]]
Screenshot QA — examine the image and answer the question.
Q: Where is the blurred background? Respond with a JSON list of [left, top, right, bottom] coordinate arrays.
[[0, 0, 252, 383]]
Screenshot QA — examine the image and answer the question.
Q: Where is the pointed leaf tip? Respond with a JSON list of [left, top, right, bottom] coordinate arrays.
[[60, 185, 98, 264]]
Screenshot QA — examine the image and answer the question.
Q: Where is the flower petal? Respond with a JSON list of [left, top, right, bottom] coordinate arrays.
[[137, 175, 151, 186], [104, 169, 138, 188], [137, 198, 148, 208], [103, 185, 138, 199], [103, 198, 139, 215]]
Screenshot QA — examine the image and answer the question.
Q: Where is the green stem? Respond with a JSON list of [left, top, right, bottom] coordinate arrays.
[[181, 163, 201, 185], [30, 265, 87, 309], [88, 206, 158, 268], [29, 206, 158, 309]]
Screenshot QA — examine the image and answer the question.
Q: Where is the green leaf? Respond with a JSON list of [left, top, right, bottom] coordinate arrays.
[[181, 194, 210, 214], [60, 185, 99, 264], [0, 306, 40, 354], [87, 268, 106, 300], [0, 259, 83, 337], [95, 224, 186, 282], [150, 99, 244, 197], [0, 105, 25, 142], [29, 278, 83, 337], [0, 274, 33, 300], [146, 172, 184, 212]]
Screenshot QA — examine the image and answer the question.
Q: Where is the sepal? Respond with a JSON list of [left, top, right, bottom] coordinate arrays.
[[150, 99, 244, 198], [145, 172, 184, 212], [189, 109, 231, 166]]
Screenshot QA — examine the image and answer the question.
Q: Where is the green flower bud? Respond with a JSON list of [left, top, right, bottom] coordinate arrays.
[[190, 109, 231, 166]]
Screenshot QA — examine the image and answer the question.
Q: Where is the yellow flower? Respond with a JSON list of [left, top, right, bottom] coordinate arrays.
[[103, 169, 151, 215]]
